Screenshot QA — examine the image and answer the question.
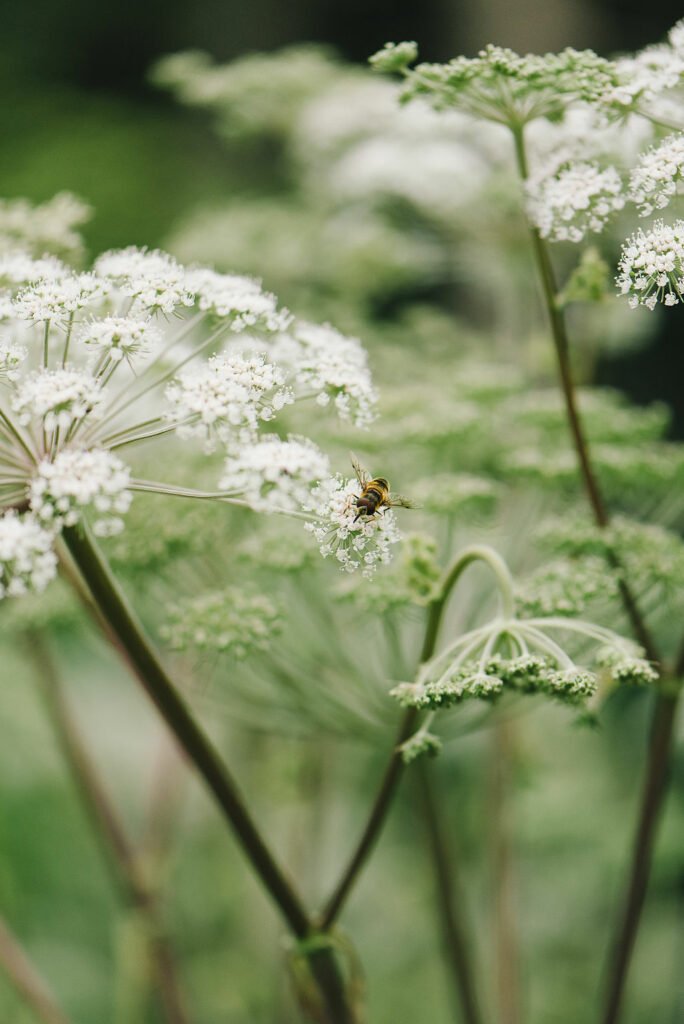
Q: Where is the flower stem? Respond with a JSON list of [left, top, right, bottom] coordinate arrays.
[[319, 705, 418, 929], [417, 761, 484, 1024], [60, 523, 355, 1024], [510, 121, 672, 1023], [490, 721, 521, 1024], [28, 629, 191, 1024], [600, 690, 680, 1024], [0, 915, 72, 1024], [509, 122, 656, 660], [321, 545, 509, 929]]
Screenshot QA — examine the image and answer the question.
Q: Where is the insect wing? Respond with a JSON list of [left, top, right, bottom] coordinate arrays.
[[387, 493, 420, 510], [349, 452, 370, 488]]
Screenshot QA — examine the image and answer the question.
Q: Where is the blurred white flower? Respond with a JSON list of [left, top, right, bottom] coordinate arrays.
[[219, 435, 330, 511], [629, 133, 684, 215], [527, 161, 625, 242], [0, 511, 57, 599]]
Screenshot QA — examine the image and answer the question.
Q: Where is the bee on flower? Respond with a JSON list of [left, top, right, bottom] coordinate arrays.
[[0, 231, 386, 601]]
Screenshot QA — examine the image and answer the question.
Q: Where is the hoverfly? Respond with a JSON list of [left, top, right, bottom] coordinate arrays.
[[350, 453, 418, 521]]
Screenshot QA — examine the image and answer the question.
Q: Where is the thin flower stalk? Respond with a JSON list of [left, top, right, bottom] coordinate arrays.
[[510, 120, 676, 1024], [417, 761, 484, 1024], [0, 915, 72, 1024], [28, 630, 190, 1024], [60, 522, 355, 1024], [321, 545, 513, 929]]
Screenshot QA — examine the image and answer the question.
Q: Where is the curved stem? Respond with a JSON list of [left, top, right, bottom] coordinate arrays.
[[59, 523, 356, 1024], [0, 916, 72, 1024], [422, 545, 515, 664], [321, 545, 511, 929]]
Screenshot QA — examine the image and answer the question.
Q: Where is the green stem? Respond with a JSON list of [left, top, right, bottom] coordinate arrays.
[[61, 524, 310, 937], [0, 916, 72, 1024], [510, 122, 657, 661], [60, 524, 355, 1024], [510, 121, 673, 1023], [28, 630, 191, 1024], [600, 690, 680, 1024], [321, 545, 510, 930], [417, 762, 484, 1024], [490, 721, 520, 1024]]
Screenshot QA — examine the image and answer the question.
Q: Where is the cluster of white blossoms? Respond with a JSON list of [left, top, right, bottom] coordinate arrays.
[[184, 268, 291, 332], [272, 321, 376, 428], [30, 449, 132, 536], [165, 351, 293, 449], [303, 476, 400, 577], [629, 133, 684, 216], [0, 193, 91, 260], [616, 219, 684, 308], [12, 368, 104, 431], [527, 161, 625, 243], [0, 237, 394, 600], [0, 511, 58, 599], [78, 317, 162, 366], [605, 20, 684, 114], [219, 435, 330, 511]]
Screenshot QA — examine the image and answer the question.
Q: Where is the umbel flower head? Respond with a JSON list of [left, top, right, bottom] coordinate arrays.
[[392, 608, 656, 712], [629, 133, 684, 216], [616, 219, 684, 308], [526, 160, 625, 242], [371, 41, 619, 127], [0, 240, 386, 599]]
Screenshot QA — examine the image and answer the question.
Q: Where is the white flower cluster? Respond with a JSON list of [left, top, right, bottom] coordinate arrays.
[[165, 351, 293, 449], [0, 253, 66, 289], [219, 435, 330, 511], [30, 449, 132, 536], [0, 339, 27, 382], [0, 238, 385, 599], [527, 161, 625, 243], [94, 247, 194, 315], [273, 321, 377, 428], [0, 511, 58, 599], [78, 316, 161, 365], [629, 133, 684, 216], [13, 368, 104, 431], [0, 193, 91, 258], [607, 22, 684, 111], [303, 476, 400, 577], [13, 273, 109, 325], [185, 268, 291, 332], [617, 219, 684, 308]]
